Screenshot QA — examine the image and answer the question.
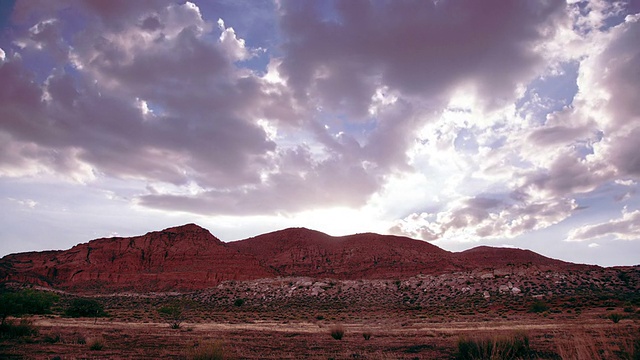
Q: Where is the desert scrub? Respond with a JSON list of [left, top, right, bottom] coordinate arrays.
[[187, 340, 227, 360], [88, 337, 105, 351], [607, 313, 624, 323], [330, 325, 345, 340], [457, 332, 530, 360], [159, 303, 185, 329], [0, 319, 38, 339], [65, 298, 107, 318], [362, 331, 372, 340], [528, 300, 549, 313], [0, 289, 59, 324]]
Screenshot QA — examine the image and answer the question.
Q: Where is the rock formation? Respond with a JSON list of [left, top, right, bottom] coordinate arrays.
[[0, 224, 273, 292], [0, 223, 595, 293]]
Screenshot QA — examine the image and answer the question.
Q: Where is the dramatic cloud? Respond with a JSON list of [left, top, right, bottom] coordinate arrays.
[[1, 0, 639, 265]]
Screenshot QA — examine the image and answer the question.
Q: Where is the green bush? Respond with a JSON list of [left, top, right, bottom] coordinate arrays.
[[65, 298, 107, 318], [362, 331, 372, 340], [0, 290, 59, 324], [0, 319, 38, 339], [457, 332, 530, 360], [529, 300, 549, 313], [233, 298, 245, 307]]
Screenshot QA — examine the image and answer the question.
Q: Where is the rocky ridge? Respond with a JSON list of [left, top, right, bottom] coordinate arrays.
[[0, 224, 272, 292], [0, 223, 617, 294]]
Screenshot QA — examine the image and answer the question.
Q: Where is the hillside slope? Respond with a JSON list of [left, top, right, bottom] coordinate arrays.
[[0, 224, 593, 293], [0, 224, 274, 292]]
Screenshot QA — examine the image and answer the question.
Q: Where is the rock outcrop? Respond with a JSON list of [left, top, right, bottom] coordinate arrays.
[[228, 228, 464, 279], [0, 224, 596, 293], [0, 224, 274, 292]]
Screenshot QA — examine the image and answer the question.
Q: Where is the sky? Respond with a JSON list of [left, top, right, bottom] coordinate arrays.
[[1, 0, 639, 267]]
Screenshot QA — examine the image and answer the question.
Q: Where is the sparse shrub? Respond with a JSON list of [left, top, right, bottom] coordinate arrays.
[[608, 313, 624, 323], [42, 332, 62, 343], [624, 307, 634, 313], [330, 325, 345, 340], [159, 303, 185, 329], [65, 298, 107, 318], [233, 298, 245, 307], [316, 315, 324, 320], [187, 340, 226, 360], [457, 332, 530, 360], [0, 319, 38, 339], [72, 333, 87, 344], [88, 337, 105, 351], [362, 331, 372, 340], [529, 300, 549, 313]]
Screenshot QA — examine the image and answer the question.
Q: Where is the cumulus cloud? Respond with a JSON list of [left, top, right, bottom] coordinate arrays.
[[278, 0, 568, 115], [391, 194, 578, 242], [1, 0, 639, 245], [567, 208, 640, 241]]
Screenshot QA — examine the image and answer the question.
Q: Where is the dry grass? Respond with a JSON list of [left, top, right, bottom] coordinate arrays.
[[187, 340, 228, 360], [2, 309, 639, 359], [456, 331, 530, 360], [555, 328, 640, 360]]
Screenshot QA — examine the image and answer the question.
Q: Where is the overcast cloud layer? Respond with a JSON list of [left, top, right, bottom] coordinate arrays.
[[1, 0, 639, 266]]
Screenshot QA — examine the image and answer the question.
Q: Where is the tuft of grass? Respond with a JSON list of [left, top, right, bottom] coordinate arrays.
[[457, 332, 530, 360], [88, 337, 105, 351], [187, 340, 227, 360], [363, 331, 372, 340], [608, 313, 624, 323], [330, 325, 345, 340]]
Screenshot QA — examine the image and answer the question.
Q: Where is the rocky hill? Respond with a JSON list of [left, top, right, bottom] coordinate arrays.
[[228, 228, 464, 279], [0, 223, 597, 293], [0, 224, 273, 292]]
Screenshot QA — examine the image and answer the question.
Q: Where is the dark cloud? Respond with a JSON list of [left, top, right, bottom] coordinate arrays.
[[525, 151, 612, 196], [277, 0, 567, 116]]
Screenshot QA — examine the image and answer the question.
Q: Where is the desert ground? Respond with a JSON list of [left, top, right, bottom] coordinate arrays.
[[1, 292, 639, 360]]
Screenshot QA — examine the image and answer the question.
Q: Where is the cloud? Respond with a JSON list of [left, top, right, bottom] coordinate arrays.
[[1, 0, 639, 238], [567, 208, 640, 241], [390, 194, 577, 242], [278, 0, 567, 116], [1, 2, 279, 188]]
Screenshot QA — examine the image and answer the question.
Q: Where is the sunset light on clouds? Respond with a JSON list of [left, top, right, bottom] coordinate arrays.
[[0, 0, 639, 266]]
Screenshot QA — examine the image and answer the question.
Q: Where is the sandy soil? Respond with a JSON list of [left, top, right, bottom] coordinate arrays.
[[2, 310, 638, 359]]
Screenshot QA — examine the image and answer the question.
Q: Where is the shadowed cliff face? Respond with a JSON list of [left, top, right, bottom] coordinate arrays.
[[0, 224, 594, 294]]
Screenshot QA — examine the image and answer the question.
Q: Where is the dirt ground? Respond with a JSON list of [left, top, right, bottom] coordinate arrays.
[[2, 307, 639, 359]]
